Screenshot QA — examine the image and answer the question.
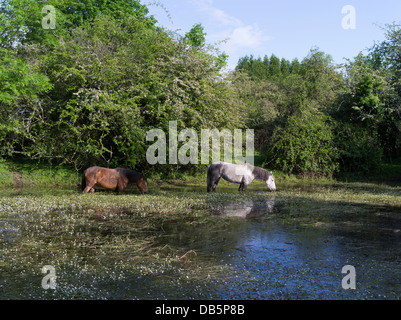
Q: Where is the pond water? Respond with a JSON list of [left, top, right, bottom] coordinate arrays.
[[156, 199, 401, 299], [1, 184, 401, 300]]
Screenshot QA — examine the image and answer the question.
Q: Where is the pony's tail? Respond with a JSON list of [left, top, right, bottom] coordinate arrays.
[[81, 170, 86, 192]]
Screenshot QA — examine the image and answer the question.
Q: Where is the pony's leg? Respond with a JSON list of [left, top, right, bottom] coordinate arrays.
[[83, 182, 96, 194], [207, 179, 218, 192], [207, 165, 223, 193], [212, 177, 220, 192], [238, 183, 244, 192], [82, 171, 96, 193], [115, 177, 127, 194], [207, 171, 214, 192], [115, 185, 125, 194]]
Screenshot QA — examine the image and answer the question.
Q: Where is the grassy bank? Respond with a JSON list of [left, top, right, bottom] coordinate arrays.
[[2, 157, 401, 189], [0, 159, 210, 188], [0, 159, 80, 187]]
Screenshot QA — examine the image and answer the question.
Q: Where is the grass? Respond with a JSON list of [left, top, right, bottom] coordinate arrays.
[[0, 159, 14, 185], [0, 159, 80, 187]]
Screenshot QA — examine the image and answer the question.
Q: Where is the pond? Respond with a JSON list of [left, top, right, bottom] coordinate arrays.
[[0, 181, 401, 299]]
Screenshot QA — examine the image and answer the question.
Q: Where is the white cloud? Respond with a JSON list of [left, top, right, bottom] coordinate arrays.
[[209, 24, 272, 57], [229, 25, 270, 48], [192, 0, 244, 27], [191, 0, 271, 54], [212, 8, 242, 27]]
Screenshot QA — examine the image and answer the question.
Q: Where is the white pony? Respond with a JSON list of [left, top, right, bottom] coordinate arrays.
[[207, 161, 276, 193]]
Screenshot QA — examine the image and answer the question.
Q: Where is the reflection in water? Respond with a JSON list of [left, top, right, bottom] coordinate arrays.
[[211, 198, 275, 219]]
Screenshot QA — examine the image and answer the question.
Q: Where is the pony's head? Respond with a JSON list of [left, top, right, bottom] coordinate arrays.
[[137, 174, 148, 194], [266, 172, 276, 191]]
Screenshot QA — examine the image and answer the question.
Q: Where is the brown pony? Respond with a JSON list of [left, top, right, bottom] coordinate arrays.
[[81, 166, 148, 194]]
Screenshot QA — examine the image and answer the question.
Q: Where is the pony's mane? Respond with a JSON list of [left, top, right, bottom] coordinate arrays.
[[116, 168, 143, 182]]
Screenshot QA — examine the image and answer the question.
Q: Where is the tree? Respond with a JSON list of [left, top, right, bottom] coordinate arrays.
[[335, 53, 398, 158], [0, 2, 244, 172], [12, 14, 243, 169], [300, 48, 342, 109], [371, 23, 401, 78], [280, 58, 290, 77], [290, 58, 301, 74], [184, 23, 206, 47], [369, 23, 401, 157], [234, 48, 346, 174], [268, 54, 281, 78], [262, 55, 270, 74], [0, 0, 155, 47], [235, 55, 270, 80], [267, 110, 339, 177], [236, 55, 251, 73], [0, 48, 52, 156]]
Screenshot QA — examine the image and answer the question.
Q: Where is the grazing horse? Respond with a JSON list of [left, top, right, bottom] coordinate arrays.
[[81, 166, 148, 194], [207, 161, 276, 193]]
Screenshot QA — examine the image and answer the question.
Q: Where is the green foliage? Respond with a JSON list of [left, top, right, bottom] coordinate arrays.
[[366, 24, 401, 158], [2, 0, 401, 178], [231, 72, 281, 148], [235, 45, 397, 176], [236, 54, 302, 82], [0, 5, 244, 172], [0, 48, 51, 104], [371, 22, 401, 78], [0, 0, 154, 47], [236, 55, 267, 80], [337, 54, 395, 125], [290, 58, 301, 74], [235, 46, 353, 178], [280, 58, 290, 77], [268, 54, 281, 78], [267, 111, 339, 177], [334, 53, 398, 159], [184, 23, 206, 47], [0, 47, 52, 156], [334, 123, 383, 173], [352, 74, 386, 122], [299, 48, 342, 107]]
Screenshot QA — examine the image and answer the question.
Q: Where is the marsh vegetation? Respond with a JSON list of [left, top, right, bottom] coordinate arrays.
[[1, 178, 400, 299]]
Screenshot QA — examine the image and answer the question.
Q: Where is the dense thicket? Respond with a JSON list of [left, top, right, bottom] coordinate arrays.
[[0, 0, 242, 174], [235, 41, 401, 176], [1, 0, 401, 177]]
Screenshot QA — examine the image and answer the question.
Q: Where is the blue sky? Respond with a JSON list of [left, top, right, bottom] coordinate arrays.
[[147, 0, 401, 70]]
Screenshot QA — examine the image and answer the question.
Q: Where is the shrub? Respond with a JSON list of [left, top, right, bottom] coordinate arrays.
[[334, 123, 383, 173], [267, 111, 339, 177]]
